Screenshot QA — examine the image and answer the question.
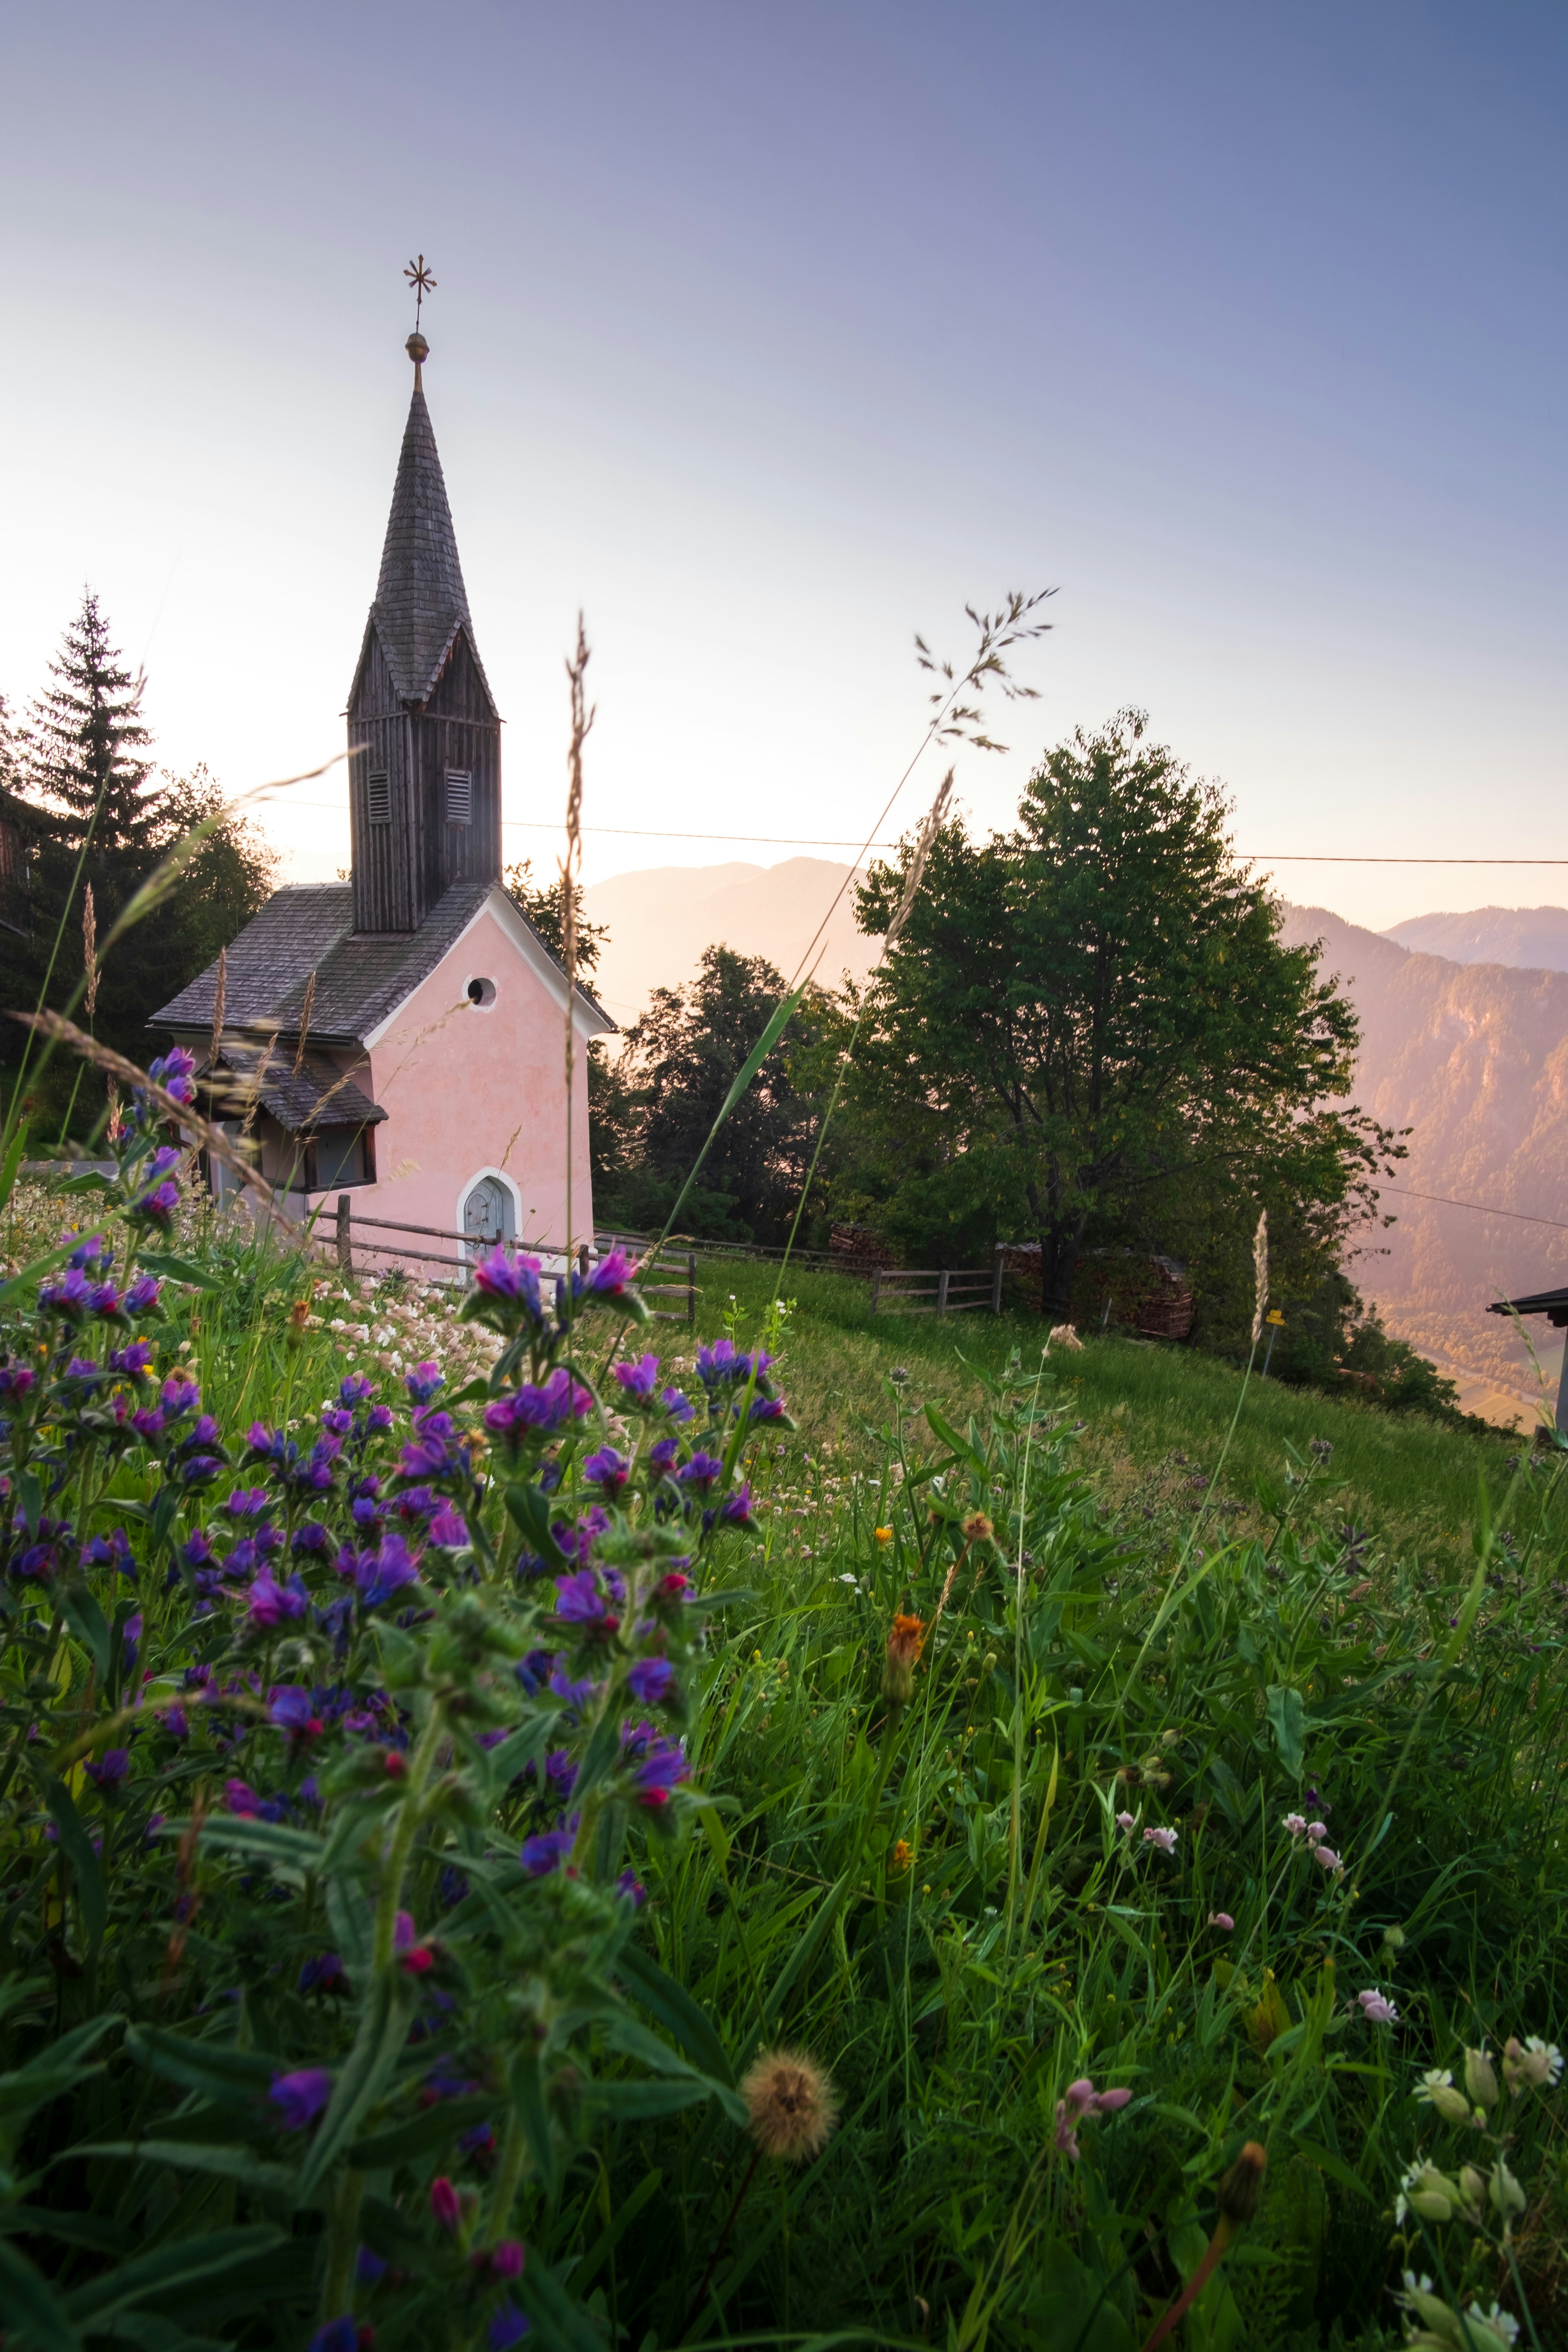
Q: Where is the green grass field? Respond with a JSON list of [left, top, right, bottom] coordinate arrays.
[[692, 1256, 1552, 1576]]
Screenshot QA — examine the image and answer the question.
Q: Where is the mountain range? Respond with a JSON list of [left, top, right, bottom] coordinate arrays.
[[584, 864, 1568, 1425]]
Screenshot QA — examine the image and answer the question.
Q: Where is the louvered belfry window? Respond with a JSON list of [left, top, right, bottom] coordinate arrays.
[[366, 772, 391, 826], [445, 769, 473, 827]]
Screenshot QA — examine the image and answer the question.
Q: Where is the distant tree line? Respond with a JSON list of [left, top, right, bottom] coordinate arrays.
[[591, 711, 1460, 1415], [0, 592, 277, 1144]]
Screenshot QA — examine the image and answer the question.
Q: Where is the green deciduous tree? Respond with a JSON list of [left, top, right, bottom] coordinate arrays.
[[596, 944, 829, 1243], [848, 709, 1401, 1319]]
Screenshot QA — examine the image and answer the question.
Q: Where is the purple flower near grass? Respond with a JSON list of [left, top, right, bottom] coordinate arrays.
[[85, 1747, 130, 1787], [521, 1829, 575, 1876], [474, 1248, 546, 1323], [612, 1354, 660, 1401], [269, 2068, 333, 2130], [627, 1656, 674, 1705], [405, 1361, 444, 1404], [554, 1570, 608, 1624], [582, 1446, 628, 1494]]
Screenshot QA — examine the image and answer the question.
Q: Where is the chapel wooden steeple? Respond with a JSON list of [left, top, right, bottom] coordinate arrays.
[[345, 332, 502, 935]]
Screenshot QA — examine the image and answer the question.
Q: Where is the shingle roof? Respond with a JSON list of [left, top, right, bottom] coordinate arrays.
[[361, 383, 496, 709], [152, 880, 614, 1047], [152, 882, 492, 1046], [206, 1041, 386, 1134]]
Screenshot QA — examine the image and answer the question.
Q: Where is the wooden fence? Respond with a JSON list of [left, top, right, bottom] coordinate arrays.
[[309, 1198, 699, 1328], [868, 1259, 1004, 1317]]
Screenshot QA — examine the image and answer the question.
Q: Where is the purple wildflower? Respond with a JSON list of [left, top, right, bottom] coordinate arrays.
[[553, 1570, 607, 1625], [521, 1829, 575, 1876], [429, 1503, 469, 1547], [677, 1452, 723, 1497], [148, 1048, 197, 1106], [404, 1360, 444, 1404], [355, 1529, 420, 1612], [484, 1369, 591, 1444], [490, 2301, 531, 2348], [156, 1704, 190, 1738], [269, 2068, 333, 2131], [308, 2322, 357, 2352], [85, 1747, 130, 1787], [473, 1248, 546, 1323], [246, 1570, 308, 1629], [612, 1354, 660, 1401], [125, 1273, 162, 1314], [39, 1268, 94, 1319], [129, 1177, 180, 1229], [658, 1387, 695, 1422], [429, 2176, 461, 2231], [627, 1656, 675, 1706], [630, 1735, 689, 1808], [582, 1446, 628, 1494]]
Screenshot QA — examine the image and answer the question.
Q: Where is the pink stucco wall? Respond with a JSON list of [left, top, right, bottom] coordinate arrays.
[[299, 900, 599, 1272]]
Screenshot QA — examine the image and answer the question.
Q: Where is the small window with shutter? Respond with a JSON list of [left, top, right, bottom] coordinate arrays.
[[366, 772, 391, 826], [445, 769, 473, 827]]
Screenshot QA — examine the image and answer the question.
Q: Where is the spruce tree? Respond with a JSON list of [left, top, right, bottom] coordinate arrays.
[[0, 594, 272, 1141]]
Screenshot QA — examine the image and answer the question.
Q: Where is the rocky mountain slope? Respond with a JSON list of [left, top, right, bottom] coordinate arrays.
[[1280, 904, 1568, 1421], [1383, 904, 1568, 970]]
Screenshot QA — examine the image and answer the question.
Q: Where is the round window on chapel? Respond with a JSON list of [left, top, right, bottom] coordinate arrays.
[[467, 977, 497, 1008]]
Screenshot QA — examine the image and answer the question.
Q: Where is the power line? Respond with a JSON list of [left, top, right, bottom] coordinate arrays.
[[260, 799, 1568, 864], [1382, 1183, 1568, 1234]]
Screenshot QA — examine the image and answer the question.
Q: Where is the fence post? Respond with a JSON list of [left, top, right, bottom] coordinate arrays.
[[336, 1193, 352, 1276], [937, 1269, 950, 1317], [870, 1266, 882, 1316], [992, 1247, 1003, 1315], [687, 1251, 696, 1332]]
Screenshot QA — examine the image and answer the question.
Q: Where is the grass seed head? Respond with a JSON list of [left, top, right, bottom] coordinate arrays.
[[740, 2048, 839, 2162]]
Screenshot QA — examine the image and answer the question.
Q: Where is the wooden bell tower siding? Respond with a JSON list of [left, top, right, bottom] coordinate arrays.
[[347, 340, 502, 936], [152, 329, 614, 1265]]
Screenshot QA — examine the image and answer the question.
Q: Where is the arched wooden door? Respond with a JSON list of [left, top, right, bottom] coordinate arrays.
[[462, 1174, 515, 1252]]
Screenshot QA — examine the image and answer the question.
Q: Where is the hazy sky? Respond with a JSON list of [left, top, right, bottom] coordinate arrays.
[[4, 1, 1564, 934]]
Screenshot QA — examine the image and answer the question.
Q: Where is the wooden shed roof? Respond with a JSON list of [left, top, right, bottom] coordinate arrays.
[[355, 380, 497, 712], [152, 879, 612, 1049]]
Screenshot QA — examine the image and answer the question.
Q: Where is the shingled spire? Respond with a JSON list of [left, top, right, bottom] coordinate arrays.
[[347, 331, 502, 935]]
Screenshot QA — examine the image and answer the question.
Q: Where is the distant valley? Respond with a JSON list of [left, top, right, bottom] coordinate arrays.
[[585, 863, 1568, 1426]]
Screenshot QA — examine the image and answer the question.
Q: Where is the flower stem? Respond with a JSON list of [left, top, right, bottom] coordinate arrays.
[[318, 2165, 365, 2328], [372, 1701, 445, 1969], [1140, 2216, 1234, 2352]]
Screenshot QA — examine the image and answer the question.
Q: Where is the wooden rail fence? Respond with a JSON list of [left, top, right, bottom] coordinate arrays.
[[869, 1257, 1005, 1317], [301, 1202, 1000, 1327]]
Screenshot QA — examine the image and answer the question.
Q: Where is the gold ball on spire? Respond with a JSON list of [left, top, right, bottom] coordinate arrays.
[[406, 331, 429, 366]]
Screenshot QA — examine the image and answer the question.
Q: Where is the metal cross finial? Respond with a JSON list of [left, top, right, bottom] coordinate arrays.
[[404, 254, 436, 329]]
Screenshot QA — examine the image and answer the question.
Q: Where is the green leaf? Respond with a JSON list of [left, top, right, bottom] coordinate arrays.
[[503, 1481, 570, 1573], [517, 2256, 620, 2352], [175, 1816, 328, 1875], [0, 2064, 109, 2124], [582, 2077, 712, 2120], [348, 2095, 496, 2169], [124, 2024, 276, 2104], [62, 2227, 284, 2327], [615, 1945, 735, 2086], [108, 2316, 231, 2352], [0, 2234, 81, 2350], [132, 1252, 228, 1293], [0, 1118, 31, 1217], [509, 2043, 557, 2199], [0, 2205, 126, 2256], [73, 2142, 299, 2195], [324, 1874, 375, 1979], [296, 1966, 414, 2198], [57, 1584, 110, 1684], [1264, 1685, 1307, 1781], [923, 1402, 986, 1471], [44, 1776, 106, 1949], [602, 2015, 746, 2125]]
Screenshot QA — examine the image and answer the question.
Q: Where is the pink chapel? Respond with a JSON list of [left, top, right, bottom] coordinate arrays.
[[153, 328, 614, 1267]]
